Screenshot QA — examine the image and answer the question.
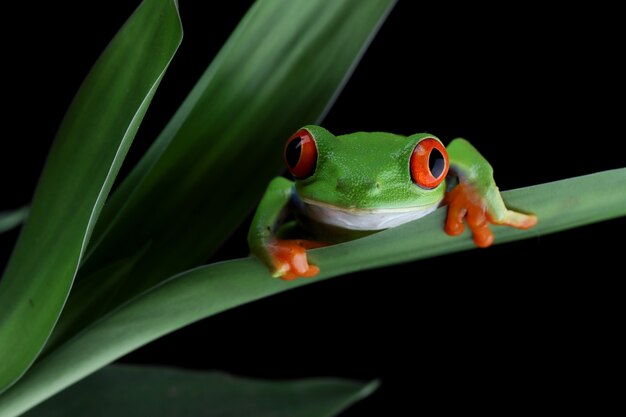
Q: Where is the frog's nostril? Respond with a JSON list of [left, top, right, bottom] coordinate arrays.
[[336, 177, 379, 194], [335, 177, 348, 191]]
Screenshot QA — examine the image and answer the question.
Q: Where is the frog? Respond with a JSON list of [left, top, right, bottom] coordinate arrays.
[[248, 125, 537, 280]]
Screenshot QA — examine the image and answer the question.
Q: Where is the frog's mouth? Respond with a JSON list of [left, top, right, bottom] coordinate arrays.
[[300, 198, 441, 231]]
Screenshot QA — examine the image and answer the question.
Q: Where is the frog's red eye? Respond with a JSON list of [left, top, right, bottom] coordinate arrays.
[[410, 138, 449, 189], [284, 129, 317, 179]]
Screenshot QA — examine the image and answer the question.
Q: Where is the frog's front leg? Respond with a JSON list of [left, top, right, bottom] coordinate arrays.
[[248, 177, 324, 280], [445, 138, 538, 247]]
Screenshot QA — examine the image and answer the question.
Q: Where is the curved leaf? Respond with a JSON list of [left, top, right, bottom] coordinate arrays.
[[1, 169, 624, 415], [49, 0, 397, 362], [79, 0, 397, 298], [0, 207, 28, 234], [23, 365, 377, 417], [0, 0, 182, 392]]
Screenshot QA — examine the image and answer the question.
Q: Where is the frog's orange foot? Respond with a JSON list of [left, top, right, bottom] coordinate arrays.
[[444, 183, 537, 248], [267, 239, 327, 281]]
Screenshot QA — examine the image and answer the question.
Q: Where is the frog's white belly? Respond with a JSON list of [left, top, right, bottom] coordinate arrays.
[[300, 198, 441, 231]]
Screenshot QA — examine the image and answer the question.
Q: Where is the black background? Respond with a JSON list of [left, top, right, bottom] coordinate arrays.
[[2, 1, 624, 415]]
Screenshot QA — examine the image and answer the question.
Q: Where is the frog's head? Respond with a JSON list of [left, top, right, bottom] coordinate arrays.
[[284, 125, 449, 214]]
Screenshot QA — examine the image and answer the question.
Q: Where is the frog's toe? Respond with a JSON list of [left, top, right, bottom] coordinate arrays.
[[465, 198, 494, 248], [268, 239, 322, 281], [467, 219, 494, 248], [492, 210, 538, 230], [443, 184, 467, 236]]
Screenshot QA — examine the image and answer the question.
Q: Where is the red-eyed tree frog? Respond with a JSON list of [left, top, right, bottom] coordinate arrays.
[[248, 126, 537, 280]]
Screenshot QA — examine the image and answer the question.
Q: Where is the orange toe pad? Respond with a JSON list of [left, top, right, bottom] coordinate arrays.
[[267, 239, 325, 281]]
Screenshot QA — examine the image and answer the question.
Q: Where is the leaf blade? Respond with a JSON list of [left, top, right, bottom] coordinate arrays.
[[23, 364, 377, 417], [0, 0, 182, 392], [1, 169, 624, 415], [0, 207, 28, 234], [80, 0, 397, 297]]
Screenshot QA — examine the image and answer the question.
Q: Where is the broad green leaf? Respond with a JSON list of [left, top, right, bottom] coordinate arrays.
[[79, 0, 397, 301], [1, 169, 624, 415], [41, 248, 150, 356], [0, 0, 182, 392], [0, 206, 28, 234], [23, 364, 377, 417]]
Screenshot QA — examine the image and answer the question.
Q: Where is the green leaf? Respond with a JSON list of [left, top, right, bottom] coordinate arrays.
[[0, 206, 28, 234], [1, 169, 624, 415], [0, 0, 182, 392], [79, 0, 397, 300], [23, 365, 377, 417], [42, 248, 150, 356]]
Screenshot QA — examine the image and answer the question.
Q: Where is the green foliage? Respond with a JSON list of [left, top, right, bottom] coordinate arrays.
[[0, 0, 394, 415], [45, 0, 395, 368], [23, 365, 377, 417], [0, 0, 623, 416], [0, 0, 182, 392], [0, 207, 28, 234], [2, 169, 624, 416]]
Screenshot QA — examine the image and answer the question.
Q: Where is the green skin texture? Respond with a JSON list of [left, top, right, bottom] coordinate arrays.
[[248, 125, 511, 276]]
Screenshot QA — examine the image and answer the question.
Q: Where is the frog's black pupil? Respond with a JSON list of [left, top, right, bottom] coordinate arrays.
[[429, 148, 445, 178], [286, 137, 302, 168]]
